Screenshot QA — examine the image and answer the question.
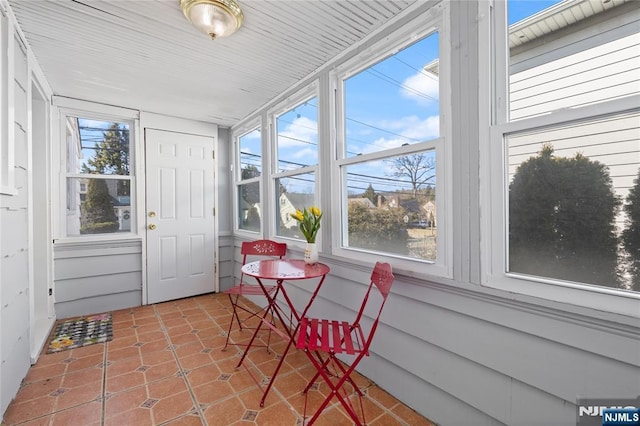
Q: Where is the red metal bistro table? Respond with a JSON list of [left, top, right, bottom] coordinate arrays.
[[236, 259, 330, 407]]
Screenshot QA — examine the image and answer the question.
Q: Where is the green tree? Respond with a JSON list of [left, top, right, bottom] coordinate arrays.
[[240, 165, 260, 206], [348, 202, 409, 254], [82, 123, 130, 196], [509, 145, 621, 288], [362, 184, 381, 206], [622, 169, 640, 291], [80, 179, 119, 234]]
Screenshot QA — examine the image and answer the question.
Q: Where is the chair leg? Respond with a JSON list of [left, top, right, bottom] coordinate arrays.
[[301, 350, 368, 426], [223, 293, 242, 351]]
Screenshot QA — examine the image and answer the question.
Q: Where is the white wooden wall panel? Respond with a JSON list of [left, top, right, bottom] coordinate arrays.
[[217, 235, 235, 292], [53, 242, 142, 319], [55, 272, 142, 301], [0, 23, 30, 417]]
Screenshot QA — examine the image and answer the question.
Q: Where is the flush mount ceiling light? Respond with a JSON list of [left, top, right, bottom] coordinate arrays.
[[179, 0, 244, 39]]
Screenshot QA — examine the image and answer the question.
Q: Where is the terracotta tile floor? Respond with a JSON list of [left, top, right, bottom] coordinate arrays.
[[3, 293, 435, 425]]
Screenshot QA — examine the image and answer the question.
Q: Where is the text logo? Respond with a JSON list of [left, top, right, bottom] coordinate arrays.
[[576, 397, 640, 426], [602, 408, 640, 426]]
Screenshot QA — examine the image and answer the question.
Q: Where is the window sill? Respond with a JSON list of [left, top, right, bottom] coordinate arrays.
[[483, 273, 640, 319], [53, 233, 140, 245]]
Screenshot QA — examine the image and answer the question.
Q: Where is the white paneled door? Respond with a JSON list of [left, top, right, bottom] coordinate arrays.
[[145, 129, 216, 304]]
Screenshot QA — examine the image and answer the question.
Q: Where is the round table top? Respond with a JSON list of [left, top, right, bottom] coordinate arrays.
[[241, 259, 330, 280]]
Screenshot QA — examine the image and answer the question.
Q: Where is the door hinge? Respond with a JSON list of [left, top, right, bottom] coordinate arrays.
[[48, 288, 53, 296], [212, 151, 215, 159], [212, 208, 215, 216]]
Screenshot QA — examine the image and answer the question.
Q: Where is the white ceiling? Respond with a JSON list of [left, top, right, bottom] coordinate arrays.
[[8, 0, 416, 127]]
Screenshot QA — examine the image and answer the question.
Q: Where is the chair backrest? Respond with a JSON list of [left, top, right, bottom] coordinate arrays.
[[353, 262, 394, 352], [239, 239, 287, 284]]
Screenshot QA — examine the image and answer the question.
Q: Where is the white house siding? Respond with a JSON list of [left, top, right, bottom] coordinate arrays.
[[232, 2, 640, 425], [510, 33, 640, 121], [0, 27, 31, 417]]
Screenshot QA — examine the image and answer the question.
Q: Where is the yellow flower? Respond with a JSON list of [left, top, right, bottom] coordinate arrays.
[[290, 206, 323, 243]]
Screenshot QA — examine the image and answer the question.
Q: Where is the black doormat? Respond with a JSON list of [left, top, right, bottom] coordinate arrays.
[[46, 313, 113, 354]]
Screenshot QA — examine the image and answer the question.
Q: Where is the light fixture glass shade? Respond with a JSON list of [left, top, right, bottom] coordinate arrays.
[[180, 0, 244, 39]]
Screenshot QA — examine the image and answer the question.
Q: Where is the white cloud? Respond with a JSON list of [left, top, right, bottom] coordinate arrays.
[[278, 116, 318, 148], [291, 147, 317, 160], [360, 115, 439, 154], [401, 71, 439, 105], [401, 115, 440, 140]]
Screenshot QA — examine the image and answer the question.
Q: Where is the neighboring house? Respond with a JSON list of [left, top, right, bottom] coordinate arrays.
[[423, 200, 436, 227], [278, 192, 315, 229], [384, 195, 437, 226], [347, 197, 376, 209]]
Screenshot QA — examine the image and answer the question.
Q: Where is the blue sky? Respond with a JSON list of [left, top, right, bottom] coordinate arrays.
[[239, 1, 565, 196]]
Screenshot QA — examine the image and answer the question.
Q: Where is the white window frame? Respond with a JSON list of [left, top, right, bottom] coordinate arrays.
[[233, 119, 263, 236], [480, 1, 640, 317], [329, 4, 452, 278], [54, 100, 139, 242], [268, 83, 320, 250]]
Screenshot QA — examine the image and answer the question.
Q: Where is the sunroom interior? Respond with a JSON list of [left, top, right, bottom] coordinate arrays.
[[0, 0, 639, 425]]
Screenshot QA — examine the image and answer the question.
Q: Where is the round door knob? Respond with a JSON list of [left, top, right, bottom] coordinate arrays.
[[148, 224, 157, 230]]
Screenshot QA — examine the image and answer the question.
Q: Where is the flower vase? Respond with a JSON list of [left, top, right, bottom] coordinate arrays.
[[304, 242, 318, 265]]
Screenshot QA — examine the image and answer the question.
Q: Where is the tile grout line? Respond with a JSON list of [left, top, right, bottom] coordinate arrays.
[[101, 322, 109, 426], [153, 303, 208, 426]]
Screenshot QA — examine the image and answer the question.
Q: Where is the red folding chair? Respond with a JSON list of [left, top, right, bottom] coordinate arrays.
[[295, 262, 395, 425], [222, 240, 287, 352]]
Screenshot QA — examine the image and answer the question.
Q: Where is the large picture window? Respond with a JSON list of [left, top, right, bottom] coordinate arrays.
[[486, 0, 640, 312], [335, 27, 444, 268], [63, 114, 134, 236]]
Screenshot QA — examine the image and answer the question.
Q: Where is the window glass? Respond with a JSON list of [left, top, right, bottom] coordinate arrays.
[[68, 118, 130, 176], [276, 97, 318, 172], [508, 112, 640, 292], [340, 30, 440, 263], [275, 173, 315, 239], [503, 0, 640, 293], [64, 115, 133, 236], [239, 128, 262, 177], [66, 177, 132, 235], [344, 151, 436, 261], [237, 182, 260, 232], [344, 32, 439, 157], [508, 0, 639, 120]]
